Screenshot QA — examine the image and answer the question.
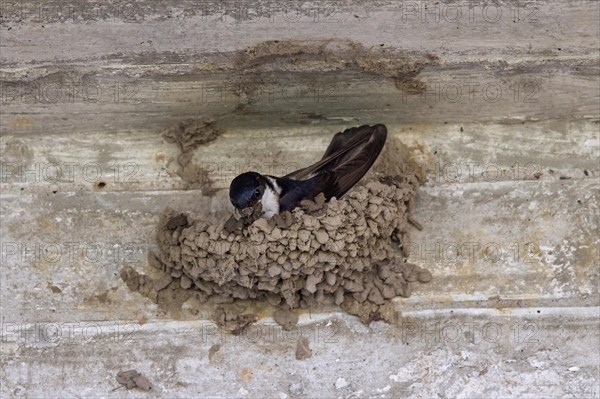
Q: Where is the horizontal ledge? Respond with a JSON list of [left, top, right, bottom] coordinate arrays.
[[2, 305, 598, 337], [1, 53, 599, 73], [0, 174, 596, 198]]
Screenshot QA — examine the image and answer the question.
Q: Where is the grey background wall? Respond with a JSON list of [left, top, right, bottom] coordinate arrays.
[[1, 1, 599, 397]]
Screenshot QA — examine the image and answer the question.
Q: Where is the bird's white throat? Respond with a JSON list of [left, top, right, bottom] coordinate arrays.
[[261, 177, 281, 218]]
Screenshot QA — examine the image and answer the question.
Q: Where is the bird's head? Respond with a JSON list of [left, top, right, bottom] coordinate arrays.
[[229, 171, 267, 211]]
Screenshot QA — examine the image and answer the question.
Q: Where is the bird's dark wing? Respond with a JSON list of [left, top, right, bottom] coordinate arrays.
[[279, 124, 387, 210], [277, 174, 336, 213], [321, 124, 368, 160], [324, 124, 387, 199], [284, 124, 386, 180]]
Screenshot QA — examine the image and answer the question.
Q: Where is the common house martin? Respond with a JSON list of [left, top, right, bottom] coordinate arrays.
[[229, 124, 387, 218]]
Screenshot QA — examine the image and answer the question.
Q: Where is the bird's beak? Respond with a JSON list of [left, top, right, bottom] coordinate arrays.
[[237, 201, 261, 217]]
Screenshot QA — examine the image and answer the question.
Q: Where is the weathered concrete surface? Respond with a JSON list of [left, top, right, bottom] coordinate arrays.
[[1, 58, 598, 134], [1, 0, 599, 397], [2, 310, 599, 398], [1, 1, 599, 134], [1, 122, 598, 397]]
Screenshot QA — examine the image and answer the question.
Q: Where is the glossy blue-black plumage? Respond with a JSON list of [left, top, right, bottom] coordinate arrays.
[[229, 171, 264, 209], [229, 124, 387, 215]]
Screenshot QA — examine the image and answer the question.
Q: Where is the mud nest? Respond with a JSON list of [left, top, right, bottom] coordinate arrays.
[[149, 175, 431, 313]]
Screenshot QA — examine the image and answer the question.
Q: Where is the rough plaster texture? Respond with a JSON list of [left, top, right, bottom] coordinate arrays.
[[1, 0, 599, 397]]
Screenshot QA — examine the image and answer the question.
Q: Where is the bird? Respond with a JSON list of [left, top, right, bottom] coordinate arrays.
[[229, 124, 387, 218]]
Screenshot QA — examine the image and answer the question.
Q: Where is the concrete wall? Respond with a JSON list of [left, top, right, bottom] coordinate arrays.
[[1, 1, 599, 397]]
